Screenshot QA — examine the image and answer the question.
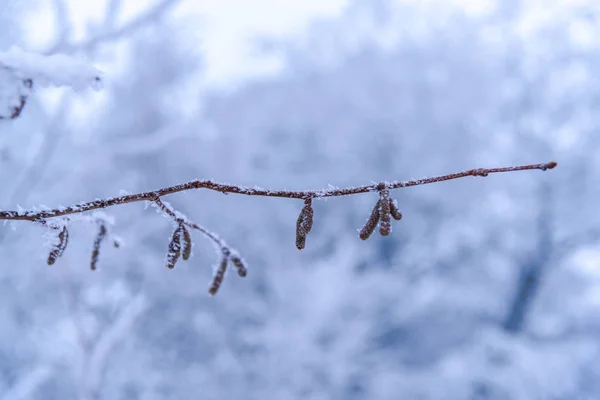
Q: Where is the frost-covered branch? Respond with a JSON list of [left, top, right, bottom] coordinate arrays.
[[0, 160, 556, 295], [0, 47, 102, 119], [0, 160, 558, 222]]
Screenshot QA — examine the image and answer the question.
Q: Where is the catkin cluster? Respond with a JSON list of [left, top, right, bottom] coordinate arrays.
[[164, 220, 247, 295], [359, 187, 403, 240], [47, 218, 118, 269]]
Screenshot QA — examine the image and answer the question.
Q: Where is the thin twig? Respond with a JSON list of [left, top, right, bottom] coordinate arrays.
[[0, 161, 557, 222], [153, 197, 222, 246]]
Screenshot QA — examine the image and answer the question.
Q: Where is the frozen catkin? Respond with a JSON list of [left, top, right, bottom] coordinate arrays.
[[389, 198, 403, 221], [166, 225, 183, 269], [379, 189, 391, 236], [360, 200, 381, 240], [47, 226, 69, 265], [296, 198, 314, 250], [209, 256, 229, 295], [231, 255, 247, 277], [181, 225, 192, 261], [90, 224, 107, 270]]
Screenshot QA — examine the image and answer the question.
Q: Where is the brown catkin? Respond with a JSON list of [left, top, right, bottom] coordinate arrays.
[[301, 198, 314, 234], [209, 256, 229, 295], [181, 225, 192, 261], [359, 200, 381, 240], [231, 256, 247, 277], [389, 198, 403, 221], [47, 226, 69, 265], [379, 189, 391, 236], [90, 224, 107, 270], [166, 226, 182, 269], [295, 198, 314, 250], [296, 233, 306, 250], [295, 206, 308, 250]]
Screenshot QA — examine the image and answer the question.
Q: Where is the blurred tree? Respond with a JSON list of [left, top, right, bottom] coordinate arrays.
[[0, 0, 599, 399]]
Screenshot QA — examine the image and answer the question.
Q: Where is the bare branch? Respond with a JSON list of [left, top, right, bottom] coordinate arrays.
[[0, 160, 557, 295], [0, 161, 558, 222]]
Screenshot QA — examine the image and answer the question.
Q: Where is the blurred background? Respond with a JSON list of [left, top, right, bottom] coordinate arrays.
[[0, 0, 599, 398]]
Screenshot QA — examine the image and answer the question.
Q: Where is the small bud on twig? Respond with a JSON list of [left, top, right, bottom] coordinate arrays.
[[166, 225, 183, 269], [90, 224, 107, 271], [47, 226, 69, 265], [209, 256, 229, 295], [379, 189, 391, 236], [360, 200, 381, 240]]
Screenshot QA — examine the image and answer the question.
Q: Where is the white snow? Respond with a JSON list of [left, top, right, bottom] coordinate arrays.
[[0, 46, 103, 90]]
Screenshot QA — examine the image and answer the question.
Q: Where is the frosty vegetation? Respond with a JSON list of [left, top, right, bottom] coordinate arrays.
[[0, 47, 102, 120], [0, 0, 597, 399], [0, 42, 557, 296]]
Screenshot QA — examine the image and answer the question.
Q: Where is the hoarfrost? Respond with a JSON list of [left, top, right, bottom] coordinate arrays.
[[0, 46, 103, 90]]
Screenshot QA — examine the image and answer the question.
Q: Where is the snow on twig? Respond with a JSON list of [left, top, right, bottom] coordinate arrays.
[[0, 47, 102, 119]]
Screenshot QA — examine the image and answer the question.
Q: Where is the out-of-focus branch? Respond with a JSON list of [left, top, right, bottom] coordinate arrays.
[[46, 0, 181, 55], [503, 181, 554, 333], [51, 0, 72, 47], [0, 365, 53, 400], [80, 295, 147, 400], [554, 228, 600, 259]]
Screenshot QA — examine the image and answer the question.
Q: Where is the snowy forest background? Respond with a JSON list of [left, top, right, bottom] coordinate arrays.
[[1, 0, 599, 399]]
